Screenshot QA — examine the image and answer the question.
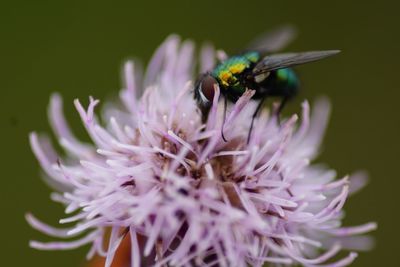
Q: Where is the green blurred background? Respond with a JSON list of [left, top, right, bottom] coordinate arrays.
[[1, 0, 398, 266]]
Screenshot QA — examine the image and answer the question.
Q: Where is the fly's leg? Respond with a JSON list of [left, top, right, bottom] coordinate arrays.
[[247, 97, 266, 144], [221, 96, 228, 142], [276, 97, 288, 125]]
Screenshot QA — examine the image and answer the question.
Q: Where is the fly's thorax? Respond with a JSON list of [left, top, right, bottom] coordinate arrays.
[[243, 51, 261, 63], [212, 51, 261, 99]]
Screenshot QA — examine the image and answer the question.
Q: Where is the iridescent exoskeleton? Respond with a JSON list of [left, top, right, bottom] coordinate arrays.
[[194, 25, 340, 141]]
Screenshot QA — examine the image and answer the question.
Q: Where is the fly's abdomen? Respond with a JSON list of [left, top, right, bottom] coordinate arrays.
[[260, 68, 300, 99]]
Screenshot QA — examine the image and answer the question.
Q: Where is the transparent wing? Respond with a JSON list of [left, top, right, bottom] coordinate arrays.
[[252, 50, 341, 74], [247, 25, 297, 53]]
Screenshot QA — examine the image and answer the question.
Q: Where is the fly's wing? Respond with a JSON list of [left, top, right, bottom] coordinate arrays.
[[252, 50, 341, 74], [247, 25, 297, 53]]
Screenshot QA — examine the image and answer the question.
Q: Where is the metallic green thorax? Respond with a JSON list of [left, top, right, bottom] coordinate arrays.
[[211, 51, 300, 100], [212, 51, 260, 94]]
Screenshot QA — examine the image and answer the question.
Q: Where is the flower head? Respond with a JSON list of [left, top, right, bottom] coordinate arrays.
[[27, 35, 376, 267]]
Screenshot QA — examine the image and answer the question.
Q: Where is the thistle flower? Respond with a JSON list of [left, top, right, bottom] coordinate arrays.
[[27, 35, 376, 267]]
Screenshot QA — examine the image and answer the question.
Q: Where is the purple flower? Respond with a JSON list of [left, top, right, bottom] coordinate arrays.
[[27, 35, 376, 267]]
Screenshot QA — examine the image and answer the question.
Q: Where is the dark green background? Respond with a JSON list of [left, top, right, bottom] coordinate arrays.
[[1, 1, 398, 266]]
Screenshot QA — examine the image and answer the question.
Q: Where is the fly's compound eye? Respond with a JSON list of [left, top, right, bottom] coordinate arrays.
[[196, 74, 218, 106]]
